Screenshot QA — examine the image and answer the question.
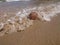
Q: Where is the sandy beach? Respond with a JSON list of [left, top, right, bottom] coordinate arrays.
[[0, 1, 60, 45], [0, 14, 60, 45]]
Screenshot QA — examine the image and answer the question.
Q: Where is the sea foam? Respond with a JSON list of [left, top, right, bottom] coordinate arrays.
[[0, 2, 60, 36]]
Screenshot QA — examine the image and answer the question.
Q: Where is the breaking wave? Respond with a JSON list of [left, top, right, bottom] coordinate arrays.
[[0, 2, 60, 36]]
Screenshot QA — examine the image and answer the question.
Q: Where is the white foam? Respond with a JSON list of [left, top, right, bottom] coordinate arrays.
[[37, 3, 60, 21], [16, 2, 60, 22], [0, 23, 4, 30], [0, 2, 60, 36]]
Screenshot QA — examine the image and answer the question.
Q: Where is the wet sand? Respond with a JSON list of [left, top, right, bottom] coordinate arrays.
[[0, 1, 60, 45], [0, 14, 60, 45]]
